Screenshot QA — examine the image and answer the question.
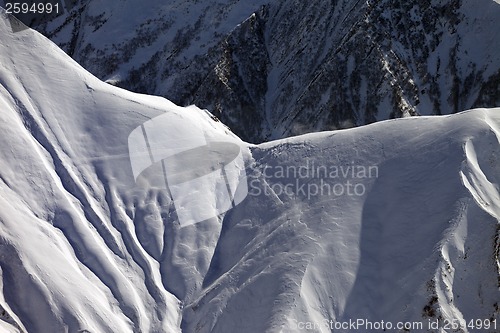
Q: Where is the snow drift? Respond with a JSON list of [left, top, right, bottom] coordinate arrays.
[[0, 10, 499, 333]]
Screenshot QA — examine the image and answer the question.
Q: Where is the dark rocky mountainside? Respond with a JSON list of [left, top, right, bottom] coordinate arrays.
[[34, 0, 500, 142], [1, 5, 500, 332]]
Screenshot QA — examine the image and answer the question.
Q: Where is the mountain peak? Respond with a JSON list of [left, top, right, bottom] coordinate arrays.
[[1, 4, 500, 333]]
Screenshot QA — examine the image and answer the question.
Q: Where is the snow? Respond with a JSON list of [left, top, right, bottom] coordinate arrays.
[[0, 8, 500, 333]]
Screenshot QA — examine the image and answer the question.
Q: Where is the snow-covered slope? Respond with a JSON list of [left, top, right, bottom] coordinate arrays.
[[1, 9, 500, 333], [30, 0, 500, 143], [0, 10, 241, 332]]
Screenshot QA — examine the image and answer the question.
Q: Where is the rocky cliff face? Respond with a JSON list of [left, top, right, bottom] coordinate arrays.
[[34, 0, 500, 142], [1, 7, 500, 333]]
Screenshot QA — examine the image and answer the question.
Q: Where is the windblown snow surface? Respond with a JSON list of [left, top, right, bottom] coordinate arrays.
[[0, 10, 500, 333], [30, 0, 500, 143]]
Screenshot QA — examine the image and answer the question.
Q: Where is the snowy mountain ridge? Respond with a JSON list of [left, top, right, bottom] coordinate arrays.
[[30, 0, 500, 143], [0, 8, 500, 333]]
